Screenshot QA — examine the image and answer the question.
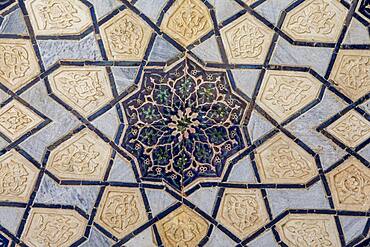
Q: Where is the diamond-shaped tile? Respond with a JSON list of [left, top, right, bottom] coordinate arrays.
[[161, 0, 213, 47], [325, 110, 370, 148], [0, 100, 44, 141], [327, 157, 370, 211], [95, 186, 148, 238], [22, 208, 87, 247], [100, 9, 153, 61], [282, 0, 347, 43], [25, 0, 92, 36], [48, 66, 114, 117], [329, 49, 370, 101], [256, 70, 322, 123], [47, 129, 112, 180], [0, 39, 40, 91], [221, 12, 274, 64], [157, 205, 208, 247], [255, 133, 318, 184], [217, 188, 269, 239]]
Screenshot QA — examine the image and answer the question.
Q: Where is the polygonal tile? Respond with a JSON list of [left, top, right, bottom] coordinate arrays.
[[47, 128, 112, 181], [157, 205, 208, 247], [0, 39, 40, 91], [244, 0, 259, 5], [21, 208, 87, 247], [100, 9, 153, 61], [220, 12, 274, 64], [25, 0, 92, 36], [356, 0, 370, 22], [282, 0, 347, 43], [217, 188, 269, 239], [276, 214, 341, 247], [95, 186, 148, 238], [327, 157, 370, 211], [0, 231, 10, 247], [0, 150, 39, 203], [255, 133, 318, 184], [48, 66, 114, 117], [325, 110, 370, 148], [0, 100, 44, 141], [256, 70, 322, 123], [329, 49, 370, 101], [161, 0, 213, 47]]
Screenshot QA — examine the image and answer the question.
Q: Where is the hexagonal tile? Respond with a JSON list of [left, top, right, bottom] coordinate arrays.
[[161, 0, 213, 47], [276, 214, 341, 247], [282, 0, 347, 43], [0, 39, 40, 91], [325, 110, 370, 148], [100, 9, 153, 61], [25, 0, 92, 36], [47, 128, 112, 181], [217, 188, 269, 238], [48, 66, 114, 117], [157, 205, 208, 247], [255, 133, 318, 184], [327, 157, 370, 211], [256, 70, 322, 123], [95, 186, 148, 238], [221, 12, 274, 64], [0, 100, 44, 141], [22, 208, 87, 247], [0, 150, 39, 203], [329, 49, 370, 101]]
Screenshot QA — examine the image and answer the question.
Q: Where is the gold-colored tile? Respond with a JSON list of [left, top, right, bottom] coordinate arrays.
[[220, 13, 274, 64], [0, 39, 40, 91], [0, 100, 43, 141], [255, 133, 318, 184], [25, 0, 92, 36], [217, 188, 269, 239], [47, 128, 112, 181], [100, 9, 152, 61], [48, 66, 114, 117], [325, 110, 370, 148], [329, 49, 370, 101], [276, 214, 341, 247], [21, 208, 87, 247], [0, 150, 39, 203], [243, 0, 259, 5], [157, 205, 208, 247], [281, 0, 347, 43], [256, 70, 322, 123], [327, 157, 370, 211], [161, 0, 213, 47], [95, 186, 148, 238]]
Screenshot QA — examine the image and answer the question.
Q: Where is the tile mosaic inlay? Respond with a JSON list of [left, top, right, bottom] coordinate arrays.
[[357, 0, 370, 21]]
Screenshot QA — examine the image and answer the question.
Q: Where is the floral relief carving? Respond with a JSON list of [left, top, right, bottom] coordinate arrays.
[[161, 0, 213, 47], [157, 206, 208, 247]]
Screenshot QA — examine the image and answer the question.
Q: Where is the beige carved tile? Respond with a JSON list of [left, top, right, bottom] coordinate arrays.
[[0, 39, 40, 91], [256, 70, 322, 123], [217, 188, 269, 239], [22, 208, 87, 247], [325, 110, 370, 148], [47, 128, 112, 180], [255, 133, 318, 184], [281, 0, 347, 43], [329, 49, 370, 101], [0, 100, 43, 141], [0, 150, 39, 203], [100, 9, 152, 61], [95, 186, 148, 238], [221, 12, 274, 64], [157, 205, 208, 247], [48, 66, 114, 117], [276, 214, 341, 247], [161, 0, 213, 47], [327, 157, 370, 211], [25, 0, 92, 36]]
